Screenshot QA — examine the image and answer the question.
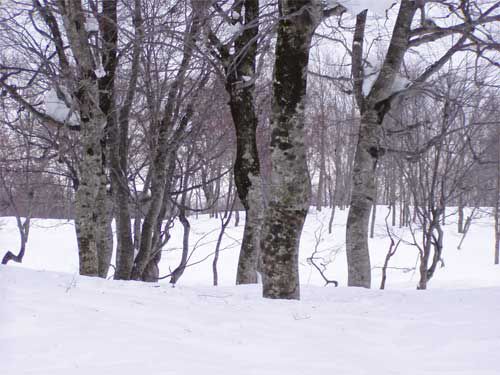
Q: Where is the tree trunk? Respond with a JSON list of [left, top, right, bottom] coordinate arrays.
[[369, 176, 378, 239], [2, 217, 30, 265], [260, 0, 324, 299], [97, 186, 114, 278], [458, 196, 464, 234], [345, 109, 380, 287], [131, 7, 202, 280], [170, 209, 190, 285], [347, 1, 417, 287], [112, 0, 142, 280], [223, 0, 265, 285], [316, 126, 326, 212], [74, 120, 104, 277]]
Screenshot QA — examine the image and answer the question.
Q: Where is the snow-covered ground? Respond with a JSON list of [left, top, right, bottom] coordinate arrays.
[[1, 207, 500, 374]]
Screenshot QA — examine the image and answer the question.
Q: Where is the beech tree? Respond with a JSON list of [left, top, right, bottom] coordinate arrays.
[[201, 0, 266, 284], [260, 0, 345, 299], [346, 0, 500, 287]]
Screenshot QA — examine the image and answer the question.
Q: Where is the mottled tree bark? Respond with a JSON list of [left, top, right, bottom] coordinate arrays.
[[170, 198, 190, 285], [260, 0, 329, 299], [204, 0, 264, 284], [345, 108, 380, 287], [96, 0, 119, 279], [96, 185, 114, 278], [58, 0, 109, 276], [74, 115, 105, 276], [347, 2, 417, 287]]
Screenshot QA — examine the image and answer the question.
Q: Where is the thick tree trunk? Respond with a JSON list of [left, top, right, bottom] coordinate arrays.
[[74, 120, 104, 277], [260, 0, 324, 299], [56, 0, 111, 277]]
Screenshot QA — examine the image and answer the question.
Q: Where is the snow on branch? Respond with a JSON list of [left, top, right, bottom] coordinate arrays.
[[44, 87, 79, 127], [325, 0, 395, 15]]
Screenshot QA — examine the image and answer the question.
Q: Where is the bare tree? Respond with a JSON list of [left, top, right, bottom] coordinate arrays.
[[346, 0, 500, 287]]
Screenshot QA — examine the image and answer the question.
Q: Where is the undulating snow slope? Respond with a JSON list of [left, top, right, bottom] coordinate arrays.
[[2, 266, 500, 375], [1, 207, 500, 374]]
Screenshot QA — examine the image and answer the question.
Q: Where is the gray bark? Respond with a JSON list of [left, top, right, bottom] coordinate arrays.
[[54, 0, 111, 276], [346, 2, 417, 287], [97, 187, 114, 278], [131, 7, 202, 280], [113, 0, 143, 280], [212, 0, 265, 284], [170, 183, 191, 285], [260, 0, 332, 299]]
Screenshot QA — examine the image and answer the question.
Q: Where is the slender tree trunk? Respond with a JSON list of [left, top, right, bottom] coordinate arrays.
[[347, 1, 417, 287], [97, 186, 114, 278], [316, 120, 326, 211], [2, 217, 30, 265], [458, 196, 464, 234], [170, 209, 190, 285], [345, 109, 380, 287], [170, 159, 192, 285], [113, 0, 142, 280], [131, 7, 202, 280], [223, 0, 265, 285], [213, 198, 235, 286], [369, 177, 378, 239]]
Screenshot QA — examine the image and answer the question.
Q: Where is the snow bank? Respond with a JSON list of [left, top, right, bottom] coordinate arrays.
[[1, 266, 499, 375]]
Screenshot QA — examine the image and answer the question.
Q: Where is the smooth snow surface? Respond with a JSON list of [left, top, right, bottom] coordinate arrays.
[[2, 266, 500, 375], [1, 208, 500, 374]]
